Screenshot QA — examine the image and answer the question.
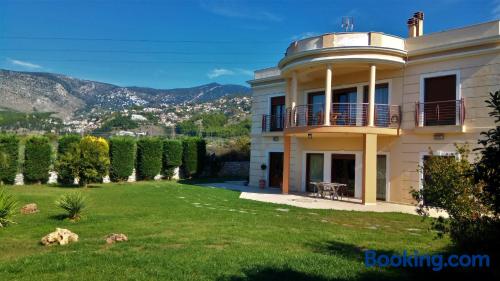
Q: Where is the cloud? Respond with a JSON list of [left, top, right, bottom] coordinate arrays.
[[291, 32, 319, 41], [7, 58, 42, 69], [207, 68, 253, 79], [200, 0, 283, 22]]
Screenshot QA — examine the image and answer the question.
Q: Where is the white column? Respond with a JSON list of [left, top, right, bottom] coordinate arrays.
[[291, 71, 298, 109], [368, 64, 376, 127], [324, 64, 332, 126]]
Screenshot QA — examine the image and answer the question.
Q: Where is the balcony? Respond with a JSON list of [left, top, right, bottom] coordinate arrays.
[[415, 99, 465, 131], [262, 115, 285, 132], [284, 103, 401, 136]]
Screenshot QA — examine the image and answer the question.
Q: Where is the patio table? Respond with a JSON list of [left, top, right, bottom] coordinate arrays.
[[321, 182, 347, 200]]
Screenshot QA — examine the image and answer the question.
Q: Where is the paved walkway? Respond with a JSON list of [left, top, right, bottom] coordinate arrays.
[[199, 181, 448, 218]]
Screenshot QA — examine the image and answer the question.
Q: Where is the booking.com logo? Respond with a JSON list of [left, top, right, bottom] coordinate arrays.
[[365, 250, 490, 272]]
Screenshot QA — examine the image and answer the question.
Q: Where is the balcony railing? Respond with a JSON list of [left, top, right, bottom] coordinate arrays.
[[285, 103, 401, 129], [262, 115, 285, 132], [415, 99, 465, 127]]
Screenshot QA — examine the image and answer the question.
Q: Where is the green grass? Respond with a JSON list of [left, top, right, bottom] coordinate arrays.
[[0, 181, 478, 280]]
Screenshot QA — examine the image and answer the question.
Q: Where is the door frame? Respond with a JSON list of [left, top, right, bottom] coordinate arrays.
[[265, 149, 284, 188]]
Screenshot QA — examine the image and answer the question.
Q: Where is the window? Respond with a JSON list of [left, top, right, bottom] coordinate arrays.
[[421, 74, 458, 126], [363, 83, 389, 126]]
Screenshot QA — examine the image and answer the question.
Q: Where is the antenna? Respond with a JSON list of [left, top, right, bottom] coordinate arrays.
[[341, 16, 354, 32]]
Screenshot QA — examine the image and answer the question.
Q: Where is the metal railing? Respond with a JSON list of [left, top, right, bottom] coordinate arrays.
[[262, 115, 285, 132], [415, 99, 465, 127], [285, 103, 401, 129]]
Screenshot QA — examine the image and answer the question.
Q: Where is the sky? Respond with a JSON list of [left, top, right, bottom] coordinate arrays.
[[0, 0, 499, 89]]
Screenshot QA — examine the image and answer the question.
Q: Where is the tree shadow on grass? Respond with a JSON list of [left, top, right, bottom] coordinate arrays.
[[48, 214, 69, 221], [218, 240, 497, 281]]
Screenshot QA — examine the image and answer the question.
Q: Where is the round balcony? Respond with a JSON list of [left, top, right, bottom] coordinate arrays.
[[279, 32, 407, 75]]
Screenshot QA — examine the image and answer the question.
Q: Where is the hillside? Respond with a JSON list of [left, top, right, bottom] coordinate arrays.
[[0, 69, 251, 120]]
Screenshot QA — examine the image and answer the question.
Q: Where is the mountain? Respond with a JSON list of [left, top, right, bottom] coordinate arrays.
[[0, 69, 251, 120]]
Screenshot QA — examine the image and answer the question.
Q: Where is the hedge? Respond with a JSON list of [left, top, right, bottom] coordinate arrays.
[[136, 137, 163, 180], [181, 138, 198, 178], [109, 137, 136, 182], [23, 136, 52, 184], [196, 138, 207, 175], [57, 134, 81, 185], [79, 136, 110, 186], [0, 134, 19, 185], [162, 139, 182, 179]]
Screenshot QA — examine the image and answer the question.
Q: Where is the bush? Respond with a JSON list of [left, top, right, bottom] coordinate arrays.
[[0, 134, 19, 185], [56, 192, 86, 220], [0, 188, 18, 227], [78, 136, 110, 186], [181, 138, 198, 178], [162, 139, 182, 180], [57, 135, 81, 185], [136, 137, 162, 180], [109, 137, 136, 182], [23, 136, 52, 184]]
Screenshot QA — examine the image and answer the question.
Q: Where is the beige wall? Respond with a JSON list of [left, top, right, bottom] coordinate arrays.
[[249, 42, 499, 204]]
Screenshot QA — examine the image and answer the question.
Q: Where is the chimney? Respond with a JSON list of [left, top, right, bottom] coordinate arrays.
[[413, 11, 424, 36], [407, 17, 417, 38]]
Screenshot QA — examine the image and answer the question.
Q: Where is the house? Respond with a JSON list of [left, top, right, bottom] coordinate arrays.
[[247, 12, 499, 205]]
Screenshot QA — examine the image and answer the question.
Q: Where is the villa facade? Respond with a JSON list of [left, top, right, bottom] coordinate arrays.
[[248, 12, 499, 205]]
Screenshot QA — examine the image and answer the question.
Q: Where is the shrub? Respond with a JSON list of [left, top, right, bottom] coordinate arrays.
[[181, 138, 198, 178], [0, 188, 18, 227], [136, 137, 162, 180], [57, 134, 81, 185], [23, 136, 52, 184], [56, 192, 86, 220], [78, 136, 110, 187], [162, 139, 182, 180], [0, 134, 19, 185], [109, 137, 136, 182]]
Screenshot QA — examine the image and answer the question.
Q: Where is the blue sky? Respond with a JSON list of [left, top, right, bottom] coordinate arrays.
[[0, 0, 498, 88]]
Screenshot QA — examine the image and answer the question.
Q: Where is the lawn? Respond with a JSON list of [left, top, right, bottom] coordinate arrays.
[[0, 181, 476, 280]]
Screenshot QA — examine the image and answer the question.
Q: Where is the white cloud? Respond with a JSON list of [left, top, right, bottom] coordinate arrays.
[[291, 32, 319, 41], [207, 68, 253, 79], [200, 0, 283, 22], [7, 58, 42, 69]]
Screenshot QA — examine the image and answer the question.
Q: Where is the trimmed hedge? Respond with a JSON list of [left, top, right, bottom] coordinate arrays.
[[0, 134, 19, 185], [57, 134, 81, 185], [79, 136, 110, 186], [109, 137, 136, 182], [136, 137, 163, 180], [162, 139, 182, 179], [23, 136, 52, 184], [181, 138, 198, 178]]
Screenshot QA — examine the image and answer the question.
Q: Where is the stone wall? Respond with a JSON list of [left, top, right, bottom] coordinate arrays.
[[217, 161, 249, 178]]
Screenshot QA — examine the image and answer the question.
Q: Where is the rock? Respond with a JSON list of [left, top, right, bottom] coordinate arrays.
[[41, 228, 79, 246], [20, 203, 39, 214], [105, 233, 128, 244]]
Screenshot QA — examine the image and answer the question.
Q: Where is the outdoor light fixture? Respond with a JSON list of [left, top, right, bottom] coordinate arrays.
[[308, 134, 313, 139], [433, 133, 445, 140], [273, 136, 279, 141]]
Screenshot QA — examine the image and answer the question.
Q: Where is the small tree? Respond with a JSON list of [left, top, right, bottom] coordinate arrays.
[[57, 135, 81, 185], [162, 139, 182, 180], [0, 134, 19, 185], [109, 137, 136, 182], [475, 90, 500, 214], [136, 137, 162, 180], [181, 138, 198, 178], [23, 136, 52, 184], [78, 136, 110, 187]]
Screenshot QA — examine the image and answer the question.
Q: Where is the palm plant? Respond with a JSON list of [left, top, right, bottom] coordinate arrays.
[[0, 188, 18, 227], [56, 192, 86, 220]]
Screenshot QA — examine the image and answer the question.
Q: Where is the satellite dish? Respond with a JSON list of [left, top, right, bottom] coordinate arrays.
[[341, 16, 354, 32]]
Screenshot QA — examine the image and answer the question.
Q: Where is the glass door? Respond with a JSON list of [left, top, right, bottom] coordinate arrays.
[[333, 88, 357, 125], [376, 155, 387, 200], [270, 96, 285, 131], [269, 152, 284, 188], [305, 153, 324, 192], [307, 92, 325, 126], [331, 154, 356, 197]]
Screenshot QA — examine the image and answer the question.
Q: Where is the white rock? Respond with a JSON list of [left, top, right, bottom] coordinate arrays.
[[41, 228, 79, 246]]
